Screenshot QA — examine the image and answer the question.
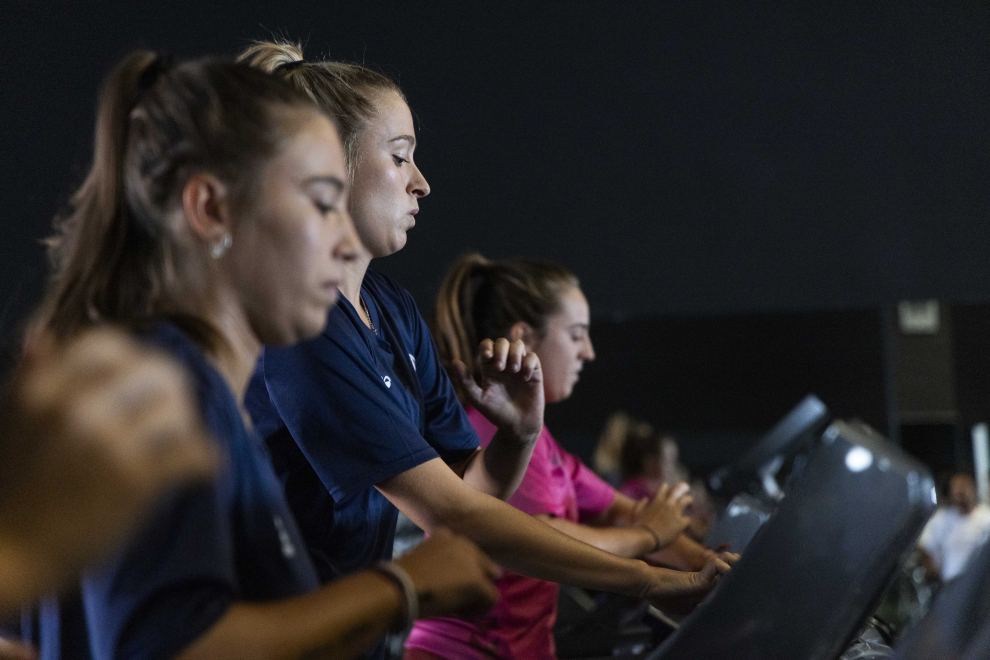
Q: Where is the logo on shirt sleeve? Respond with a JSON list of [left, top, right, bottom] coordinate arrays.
[[383, 375, 392, 388], [272, 516, 296, 558]]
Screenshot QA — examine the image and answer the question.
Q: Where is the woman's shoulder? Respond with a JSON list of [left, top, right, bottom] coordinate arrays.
[[138, 320, 240, 444], [139, 321, 214, 385]]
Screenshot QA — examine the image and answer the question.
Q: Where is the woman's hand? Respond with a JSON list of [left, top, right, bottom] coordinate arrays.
[[643, 554, 732, 614], [633, 483, 693, 550], [393, 528, 499, 620], [451, 338, 544, 444], [0, 327, 216, 609], [0, 637, 36, 660]]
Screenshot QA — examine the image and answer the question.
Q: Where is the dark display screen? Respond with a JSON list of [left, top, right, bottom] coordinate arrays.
[[651, 421, 936, 660]]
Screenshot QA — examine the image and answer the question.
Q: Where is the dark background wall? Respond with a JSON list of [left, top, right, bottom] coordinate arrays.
[[544, 307, 888, 472], [3, 2, 990, 473]]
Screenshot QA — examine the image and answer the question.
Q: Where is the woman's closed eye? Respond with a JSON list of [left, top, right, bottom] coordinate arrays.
[[314, 200, 339, 215], [305, 177, 346, 215]]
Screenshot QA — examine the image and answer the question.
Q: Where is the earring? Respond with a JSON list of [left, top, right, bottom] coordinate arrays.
[[210, 233, 232, 259]]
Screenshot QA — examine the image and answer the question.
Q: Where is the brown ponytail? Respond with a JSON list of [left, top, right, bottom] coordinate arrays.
[[34, 51, 319, 343], [434, 253, 578, 400], [239, 40, 403, 173]]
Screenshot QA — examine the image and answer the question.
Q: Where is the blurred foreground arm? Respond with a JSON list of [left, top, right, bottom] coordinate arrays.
[[0, 327, 216, 612], [177, 529, 498, 660]]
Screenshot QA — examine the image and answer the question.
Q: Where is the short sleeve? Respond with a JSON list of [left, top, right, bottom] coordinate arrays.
[[504, 432, 566, 518], [558, 442, 616, 523], [261, 308, 443, 500], [80, 327, 243, 660], [82, 482, 235, 660], [395, 281, 480, 463], [975, 506, 990, 531], [918, 509, 946, 558]]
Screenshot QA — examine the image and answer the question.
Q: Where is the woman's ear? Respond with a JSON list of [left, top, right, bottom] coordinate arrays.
[[181, 173, 233, 246], [509, 321, 536, 348]]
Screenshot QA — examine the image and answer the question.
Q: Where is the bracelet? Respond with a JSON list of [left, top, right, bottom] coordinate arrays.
[[375, 560, 420, 631], [638, 525, 662, 553]]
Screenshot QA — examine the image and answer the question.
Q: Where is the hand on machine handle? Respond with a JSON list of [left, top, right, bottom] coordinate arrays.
[[451, 338, 544, 444], [393, 528, 499, 620], [0, 327, 217, 609], [643, 554, 733, 615], [634, 482, 694, 550]]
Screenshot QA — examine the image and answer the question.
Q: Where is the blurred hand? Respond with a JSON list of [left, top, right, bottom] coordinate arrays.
[[634, 483, 693, 549], [716, 550, 740, 566], [0, 637, 36, 660], [644, 555, 732, 614], [451, 338, 544, 443], [0, 327, 216, 609], [394, 528, 499, 620]]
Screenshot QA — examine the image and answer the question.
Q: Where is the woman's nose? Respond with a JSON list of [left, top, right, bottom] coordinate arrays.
[[332, 210, 362, 263], [410, 162, 430, 198], [582, 337, 595, 362]]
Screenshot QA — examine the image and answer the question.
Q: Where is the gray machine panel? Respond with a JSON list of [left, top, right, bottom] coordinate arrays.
[[649, 421, 937, 660]]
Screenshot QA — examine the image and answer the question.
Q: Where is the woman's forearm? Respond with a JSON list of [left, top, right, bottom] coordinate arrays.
[[0, 539, 38, 614], [648, 534, 715, 572], [177, 570, 403, 660], [379, 459, 657, 598], [462, 429, 538, 500], [535, 515, 656, 558], [440, 494, 653, 597], [589, 492, 641, 527]]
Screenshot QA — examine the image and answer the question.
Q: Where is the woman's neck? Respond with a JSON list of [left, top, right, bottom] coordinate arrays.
[[338, 252, 373, 330], [202, 293, 262, 403]]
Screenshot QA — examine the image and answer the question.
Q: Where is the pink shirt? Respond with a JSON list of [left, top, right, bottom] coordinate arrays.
[[406, 407, 616, 659], [618, 476, 655, 503]]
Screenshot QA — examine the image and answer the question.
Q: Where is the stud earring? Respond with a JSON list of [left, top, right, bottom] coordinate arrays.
[[210, 233, 232, 259]]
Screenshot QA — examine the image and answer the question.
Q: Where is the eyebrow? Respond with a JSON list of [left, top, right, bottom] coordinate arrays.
[[304, 176, 346, 193], [389, 135, 416, 148]]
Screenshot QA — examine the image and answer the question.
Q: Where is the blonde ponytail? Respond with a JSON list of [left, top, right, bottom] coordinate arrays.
[[239, 40, 403, 171], [238, 41, 304, 72]]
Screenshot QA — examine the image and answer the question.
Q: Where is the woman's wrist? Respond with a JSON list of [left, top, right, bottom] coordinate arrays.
[[492, 426, 539, 449], [373, 560, 419, 632], [637, 524, 662, 553], [632, 558, 660, 600], [641, 564, 702, 601]]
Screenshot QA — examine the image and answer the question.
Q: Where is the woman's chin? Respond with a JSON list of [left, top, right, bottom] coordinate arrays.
[[389, 230, 409, 254], [369, 234, 406, 259], [546, 385, 573, 405]]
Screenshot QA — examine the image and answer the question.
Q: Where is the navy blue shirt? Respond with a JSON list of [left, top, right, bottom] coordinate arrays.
[[247, 269, 479, 582], [26, 322, 320, 660]]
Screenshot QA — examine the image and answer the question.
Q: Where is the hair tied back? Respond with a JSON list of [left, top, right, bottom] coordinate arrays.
[[275, 59, 306, 73], [135, 53, 174, 101]]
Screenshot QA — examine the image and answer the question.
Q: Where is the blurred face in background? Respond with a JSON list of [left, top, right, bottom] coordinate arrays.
[[949, 474, 978, 514], [527, 286, 595, 404]]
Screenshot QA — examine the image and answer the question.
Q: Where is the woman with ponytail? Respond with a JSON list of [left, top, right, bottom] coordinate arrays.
[[406, 254, 736, 659], [242, 39, 732, 660], [22, 51, 497, 660]]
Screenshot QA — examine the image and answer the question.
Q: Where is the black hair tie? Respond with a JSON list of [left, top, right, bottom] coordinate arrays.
[[275, 59, 306, 73]]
